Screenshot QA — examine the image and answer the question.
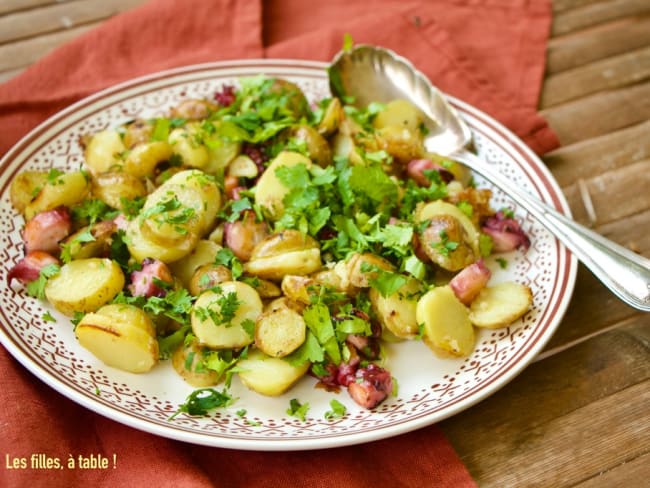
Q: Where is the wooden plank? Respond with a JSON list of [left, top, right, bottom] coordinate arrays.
[[0, 0, 144, 44], [0, 0, 67, 16], [546, 15, 650, 74], [541, 45, 650, 107], [552, 0, 602, 14], [541, 82, 650, 145], [561, 159, 650, 227], [596, 207, 650, 256], [0, 23, 98, 72], [574, 452, 650, 488], [441, 318, 650, 487], [543, 120, 650, 188], [552, 0, 650, 36]]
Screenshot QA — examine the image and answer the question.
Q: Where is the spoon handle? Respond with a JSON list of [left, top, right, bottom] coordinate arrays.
[[453, 148, 650, 312]]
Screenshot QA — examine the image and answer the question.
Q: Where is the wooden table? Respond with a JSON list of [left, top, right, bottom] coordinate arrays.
[[1, 1, 648, 486]]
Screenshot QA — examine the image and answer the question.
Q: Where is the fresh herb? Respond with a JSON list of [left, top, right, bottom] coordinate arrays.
[[42, 311, 56, 323], [169, 388, 233, 419], [286, 398, 310, 421], [496, 257, 508, 269], [434, 230, 459, 257], [214, 248, 243, 280], [324, 399, 347, 420], [26, 264, 60, 299]]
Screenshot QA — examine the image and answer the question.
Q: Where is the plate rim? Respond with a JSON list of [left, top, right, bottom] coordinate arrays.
[[0, 58, 577, 451]]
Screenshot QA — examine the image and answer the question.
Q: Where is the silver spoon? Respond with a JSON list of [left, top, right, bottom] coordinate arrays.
[[328, 44, 650, 312]]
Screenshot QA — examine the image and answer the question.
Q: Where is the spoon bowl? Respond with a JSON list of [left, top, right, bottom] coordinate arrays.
[[329, 44, 650, 312]]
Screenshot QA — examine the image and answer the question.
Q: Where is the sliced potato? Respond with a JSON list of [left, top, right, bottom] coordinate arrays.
[[281, 275, 316, 305], [191, 281, 262, 349], [164, 169, 221, 234], [244, 230, 322, 281], [170, 126, 210, 170], [168, 239, 222, 288], [415, 200, 480, 257], [227, 154, 258, 179], [172, 337, 222, 387], [91, 171, 147, 210], [75, 303, 158, 373], [254, 151, 312, 219], [45, 258, 124, 316], [126, 217, 197, 263], [370, 277, 423, 338], [10, 170, 47, 214], [188, 264, 233, 296], [84, 130, 125, 175], [469, 282, 533, 329], [416, 285, 475, 358], [345, 252, 395, 288], [255, 297, 306, 357], [25, 171, 90, 220], [317, 97, 344, 137], [237, 349, 310, 396], [123, 141, 173, 177]]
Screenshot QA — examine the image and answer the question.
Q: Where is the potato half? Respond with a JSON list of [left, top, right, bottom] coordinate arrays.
[[75, 303, 158, 373], [469, 281, 533, 329], [237, 349, 310, 396], [45, 258, 125, 316], [416, 285, 475, 358]]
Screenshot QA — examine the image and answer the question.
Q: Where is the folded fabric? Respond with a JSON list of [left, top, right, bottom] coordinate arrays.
[[0, 0, 558, 486]]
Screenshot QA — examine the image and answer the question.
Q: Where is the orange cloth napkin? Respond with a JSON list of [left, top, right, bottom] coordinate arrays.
[[0, 0, 558, 486]]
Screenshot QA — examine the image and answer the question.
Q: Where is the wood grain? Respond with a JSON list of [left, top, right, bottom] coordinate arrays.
[[552, 0, 650, 36]]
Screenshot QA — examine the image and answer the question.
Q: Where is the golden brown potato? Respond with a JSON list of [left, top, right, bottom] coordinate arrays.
[[61, 220, 116, 260], [123, 141, 173, 178], [416, 285, 475, 358], [126, 217, 198, 263], [169, 125, 210, 170], [191, 281, 262, 349], [45, 258, 125, 316], [172, 338, 222, 387], [25, 171, 90, 220], [10, 170, 47, 214], [345, 252, 395, 288], [268, 78, 309, 118], [281, 275, 316, 305], [375, 125, 424, 163], [168, 239, 222, 288], [170, 98, 217, 120], [317, 97, 344, 137], [284, 125, 332, 167], [91, 171, 147, 210], [122, 119, 153, 148], [469, 282, 533, 329], [244, 230, 322, 281], [84, 130, 125, 175], [369, 277, 423, 339], [255, 297, 306, 357], [237, 349, 310, 396], [254, 151, 313, 220], [188, 263, 233, 296], [75, 303, 158, 373]]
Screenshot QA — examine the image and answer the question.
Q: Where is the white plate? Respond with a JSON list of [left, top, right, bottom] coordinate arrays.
[[0, 59, 576, 451]]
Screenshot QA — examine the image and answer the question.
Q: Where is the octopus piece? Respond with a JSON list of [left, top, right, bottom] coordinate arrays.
[[128, 258, 174, 298], [449, 259, 491, 305], [23, 207, 71, 255], [7, 251, 60, 285], [223, 211, 270, 262], [347, 363, 394, 409], [482, 210, 530, 252]]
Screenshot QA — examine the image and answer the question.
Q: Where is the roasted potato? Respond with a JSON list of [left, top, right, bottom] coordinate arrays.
[[25, 171, 90, 220], [191, 281, 262, 349], [255, 297, 306, 357], [237, 349, 310, 396], [168, 239, 222, 288], [469, 282, 533, 329], [123, 141, 173, 177], [91, 171, 147, 210], [188, 263, 233, 296], [370, 277, 423, 338], [254, 151, 312, 219], [244, 229, 322, 281], [45, 258, 125, 316], [416, 285, 475, 358], [172, 337, 222, 387], [373, 99, 423, 133], [75, 303, 158, 373], [9, 170, 47, 214], [84, 130, 125, 175]]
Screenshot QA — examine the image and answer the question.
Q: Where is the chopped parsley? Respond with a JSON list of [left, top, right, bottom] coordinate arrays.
[[324, 399, 347, 420], [286, 398, 310, 421], [169, 388, 233, 419], [26, 264, 60, 300]]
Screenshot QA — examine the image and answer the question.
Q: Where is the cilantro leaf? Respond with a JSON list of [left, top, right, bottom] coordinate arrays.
[[26, 264, 60, 299], [169, 388, 233, 419], [324, 399, 347, 420], [286, 398, 310, 421]]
